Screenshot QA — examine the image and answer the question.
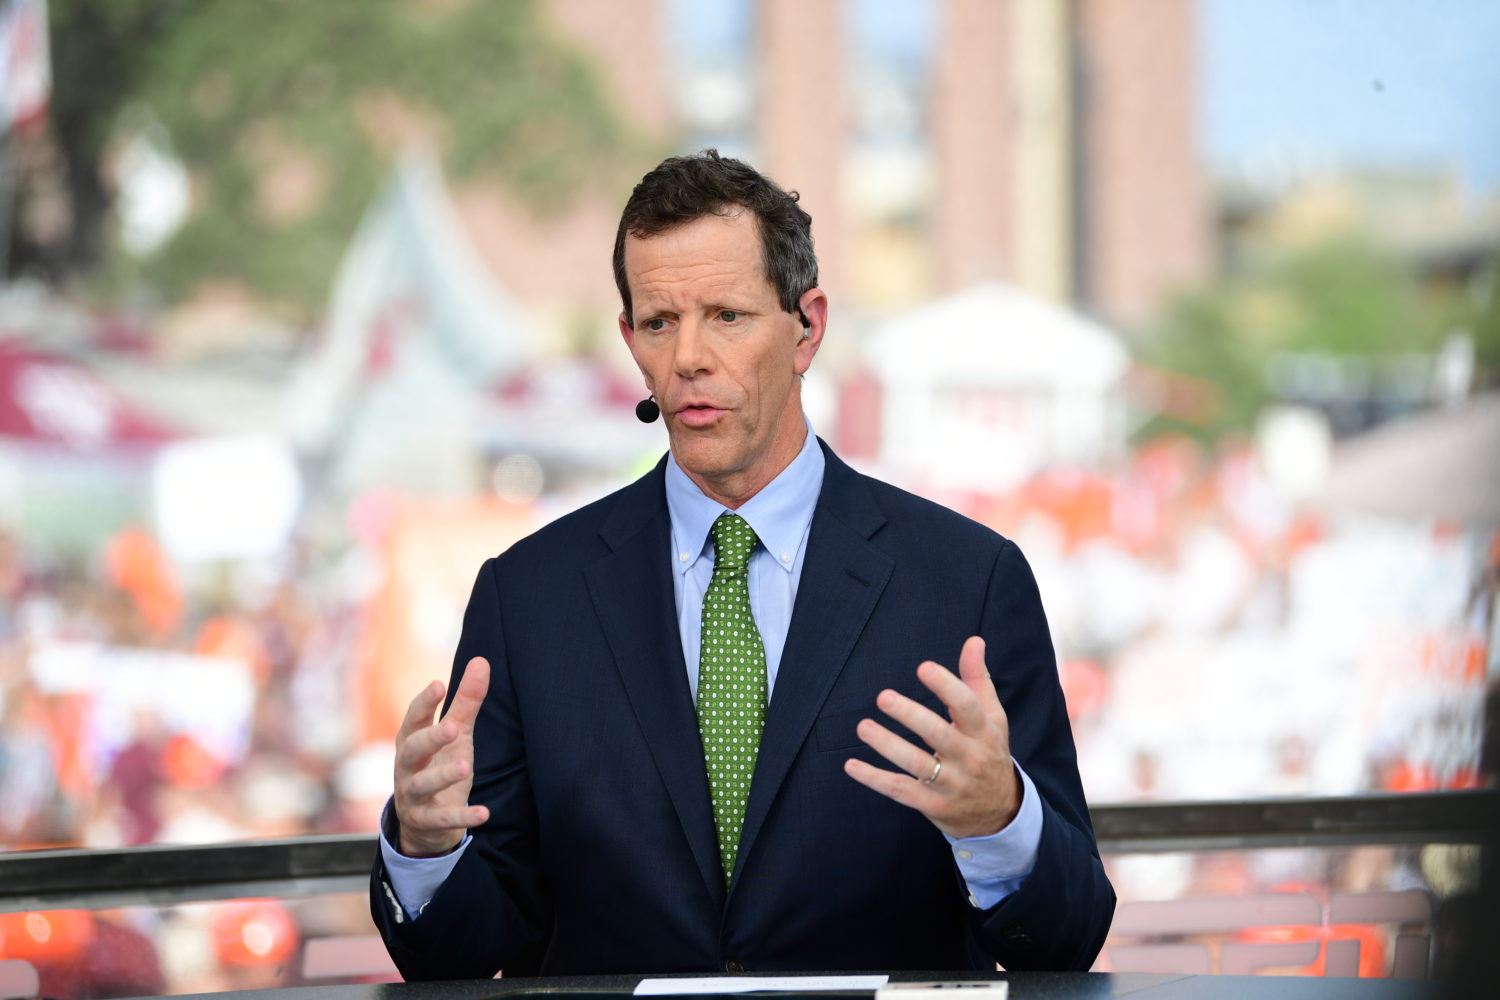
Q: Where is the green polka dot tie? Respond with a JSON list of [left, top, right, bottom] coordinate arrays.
[[697, 512, 767, 884]]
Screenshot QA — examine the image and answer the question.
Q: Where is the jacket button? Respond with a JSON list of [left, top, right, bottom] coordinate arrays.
[[724, 959, 746, 973], [1002, 922, 1033, 947]]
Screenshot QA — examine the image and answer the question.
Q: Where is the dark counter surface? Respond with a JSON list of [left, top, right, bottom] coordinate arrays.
[[122, 971, 1441, 1000]]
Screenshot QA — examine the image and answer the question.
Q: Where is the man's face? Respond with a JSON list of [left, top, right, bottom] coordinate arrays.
[[619, 211, 824, 506]]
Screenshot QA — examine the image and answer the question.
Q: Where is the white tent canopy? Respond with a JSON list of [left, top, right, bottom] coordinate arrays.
[[289, 152, 527, 497], [862, 282, 1131, 491], [864, 282, 1129, 390]]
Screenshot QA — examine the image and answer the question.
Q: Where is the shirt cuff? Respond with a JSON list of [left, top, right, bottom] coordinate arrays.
[[944, 764, 1042, 910], [377, 799, 471, 921]]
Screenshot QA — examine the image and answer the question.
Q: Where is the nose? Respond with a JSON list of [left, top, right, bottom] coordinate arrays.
[[672, 316, 714, 379]]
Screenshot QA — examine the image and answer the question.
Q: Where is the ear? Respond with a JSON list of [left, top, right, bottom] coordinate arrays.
[[619, 311, 654, 394], [618, 311, 635, 351], [793, 288, 828, 376]]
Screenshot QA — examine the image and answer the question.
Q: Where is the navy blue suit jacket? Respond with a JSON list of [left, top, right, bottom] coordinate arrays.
[[371, 442, 1114, 976]]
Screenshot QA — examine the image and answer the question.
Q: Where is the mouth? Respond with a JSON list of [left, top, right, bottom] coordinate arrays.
[[673, 403, 727, 428]]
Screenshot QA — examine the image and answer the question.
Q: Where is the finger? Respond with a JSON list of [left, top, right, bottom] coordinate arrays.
[[915, 661, 991, 738], [442, 657, 491, 729], [397, 717, 458, 773], [957, 636, 1004, 717], [883, 670, 988, 749], [407, 802, 490, 832], [856, 717, 940, 781], [396, 680, 445, 743], [843, 757, 939, 812], [873, 686, 958, 755], [403, 754, 473, 800]]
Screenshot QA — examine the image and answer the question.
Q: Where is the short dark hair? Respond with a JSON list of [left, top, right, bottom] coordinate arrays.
[[613, 149, 818, 327]]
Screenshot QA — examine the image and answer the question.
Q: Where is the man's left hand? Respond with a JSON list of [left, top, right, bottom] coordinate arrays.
[[844, 635, 1020, 839]]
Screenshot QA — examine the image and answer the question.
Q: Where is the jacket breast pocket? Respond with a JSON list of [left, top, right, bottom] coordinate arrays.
[[814, 693, 946, 753], [814, 707, 870, 752]]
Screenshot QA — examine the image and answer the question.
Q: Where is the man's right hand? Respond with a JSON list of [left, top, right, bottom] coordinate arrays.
[[393, 656, 492, 858]]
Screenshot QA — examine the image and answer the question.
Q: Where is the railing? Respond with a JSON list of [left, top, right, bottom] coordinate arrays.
[[2, 790, 1494, 914]]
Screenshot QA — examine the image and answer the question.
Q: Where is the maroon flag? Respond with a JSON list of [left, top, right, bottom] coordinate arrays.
[[0, 0, 51, 131]]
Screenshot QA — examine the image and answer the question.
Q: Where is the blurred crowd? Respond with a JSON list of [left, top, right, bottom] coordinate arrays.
[[960, 433, 1493, 977], [0, 526, 390, 851], [961, 434, 1492, 803], [0, 520, 394, 997]]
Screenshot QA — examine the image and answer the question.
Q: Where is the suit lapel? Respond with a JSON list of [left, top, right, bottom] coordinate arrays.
[[584, 464, 725, 909], [733, 445, 893, 890]]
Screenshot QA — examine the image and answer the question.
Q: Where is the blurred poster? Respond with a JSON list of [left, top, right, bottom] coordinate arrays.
[[152, 435, 302, 562], [28, 642, 255, 769], [354, 496, 535, 743]]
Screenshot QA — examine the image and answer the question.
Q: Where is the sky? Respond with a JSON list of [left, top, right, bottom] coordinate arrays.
[[669, 0, 1500, 193], [1202, 0, 1500, 192]]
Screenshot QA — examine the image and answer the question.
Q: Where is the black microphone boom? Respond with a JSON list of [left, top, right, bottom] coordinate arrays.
[[635, 396, 660, 423]]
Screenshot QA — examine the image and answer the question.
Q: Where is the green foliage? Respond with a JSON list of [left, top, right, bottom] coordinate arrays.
[[1466, 255, 1500, 375], [48, 0, 181, 150], [40, 0, 191, 269], [1138, 283, 1267, 441], [95, 0, 658, 313], [1267, 237, 1432, 356], [1139, 236, 1480, 442]]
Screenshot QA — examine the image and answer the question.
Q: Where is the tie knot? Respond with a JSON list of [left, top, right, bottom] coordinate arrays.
[[710, 513, 757, 571]]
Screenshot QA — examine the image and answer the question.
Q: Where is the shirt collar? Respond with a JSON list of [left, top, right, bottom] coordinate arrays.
[[665, 420, 825, 576]]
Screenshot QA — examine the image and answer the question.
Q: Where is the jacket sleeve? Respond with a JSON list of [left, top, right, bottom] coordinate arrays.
[[968, 540, 1115, 970], [370, 557, 553, 979]]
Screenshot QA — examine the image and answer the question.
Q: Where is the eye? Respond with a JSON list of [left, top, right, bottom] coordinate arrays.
[[718, 310, 739, 323], [644, 318, 666, 332]]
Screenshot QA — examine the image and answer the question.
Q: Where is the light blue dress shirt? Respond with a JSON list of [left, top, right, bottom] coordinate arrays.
[[380, 423, 1041, 920]]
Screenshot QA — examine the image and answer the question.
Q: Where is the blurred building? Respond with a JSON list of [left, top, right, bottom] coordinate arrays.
[[760, 0, 847, 297], [1219, 167, 1500, 289], [931, 0, 1210, 328], [472, 0, 1212, 334], [1072, 0, 1210, 328]]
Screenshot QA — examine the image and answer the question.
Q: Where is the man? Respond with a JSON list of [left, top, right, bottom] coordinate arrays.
[[371, 150, 1114, 977]]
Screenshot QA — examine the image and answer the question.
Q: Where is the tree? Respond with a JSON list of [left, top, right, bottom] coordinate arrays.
[[17, 0, 659, 314], [1139, 235, 1484, 442], [8, 0, 188, 279]]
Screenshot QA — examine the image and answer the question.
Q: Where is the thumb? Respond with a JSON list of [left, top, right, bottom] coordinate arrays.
[[444, 656, 491, 730]]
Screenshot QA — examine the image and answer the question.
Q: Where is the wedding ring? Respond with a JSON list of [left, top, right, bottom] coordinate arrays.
[[923, 757, 943, 785]]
